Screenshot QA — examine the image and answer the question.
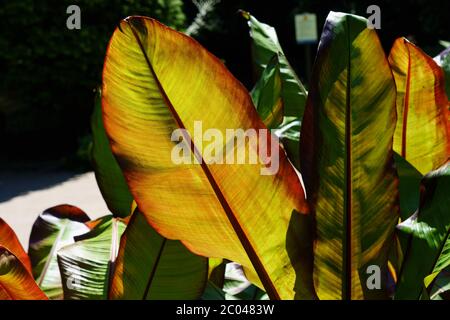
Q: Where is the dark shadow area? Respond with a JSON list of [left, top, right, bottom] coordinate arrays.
[[0, 168, 80, 203], [286, 209, 317, 300]]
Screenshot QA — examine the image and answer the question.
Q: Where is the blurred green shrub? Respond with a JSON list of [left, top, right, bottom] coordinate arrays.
[[0, 0, 185, 160]]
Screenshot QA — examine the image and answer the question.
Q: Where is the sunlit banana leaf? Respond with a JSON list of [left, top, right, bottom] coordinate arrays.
[[93, 87, 209, 299], [299, 12, 398, 300], [241, 11, 307, 119], [0, 246, 47, 300], [251, 55, 302, 170], [91, 90, 134, 217], [102, 16, 315, 300], [395, 162, 450, 299], [109, 210, 208, 299], [28, 205, 90, 299], [57, 215, 126, 299], [0, 218, 32, 273], [389, 38, 450, 175]]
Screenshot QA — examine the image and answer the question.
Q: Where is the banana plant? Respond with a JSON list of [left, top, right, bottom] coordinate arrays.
[[2, 10, 450, 301]]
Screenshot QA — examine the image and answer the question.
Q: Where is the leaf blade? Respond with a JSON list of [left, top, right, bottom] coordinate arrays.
[[299, 12, 398, 299], [389, 38, 450, 175], [102, 16, 314, 300]]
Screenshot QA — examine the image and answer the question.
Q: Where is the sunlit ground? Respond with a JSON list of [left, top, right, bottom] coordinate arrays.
[[0, 170, 109, 249]]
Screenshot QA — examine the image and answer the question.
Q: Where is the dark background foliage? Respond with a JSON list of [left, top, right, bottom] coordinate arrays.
[[0, 0, 448, 168]]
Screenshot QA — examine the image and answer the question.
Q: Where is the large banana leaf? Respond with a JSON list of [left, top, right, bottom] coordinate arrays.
[[299, 12, 398, 300], [388, 38, 450, 175], [91, 90, 134, 217], [0, 218, 32, 273], [28, 205, 90, 299], [395, 162, 450, 299], [0, 246, 47, 300], [102, 16, 315, 300], [241, 11, 307, 119], [109, 210, 208, 299], [57, 215, 126, 299]]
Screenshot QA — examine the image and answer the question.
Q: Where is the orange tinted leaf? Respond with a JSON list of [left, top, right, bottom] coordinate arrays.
[[102, 16, 314, 299], [0, 246, 47, 300], [389, 38, 450, 175], [0, 218, 32, 273]]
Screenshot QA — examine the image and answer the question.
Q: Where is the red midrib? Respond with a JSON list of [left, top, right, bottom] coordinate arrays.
[[402, 41, 412, 158]]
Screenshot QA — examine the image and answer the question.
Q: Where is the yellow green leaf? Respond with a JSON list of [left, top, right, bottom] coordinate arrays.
[[299, 12, 398, 300]]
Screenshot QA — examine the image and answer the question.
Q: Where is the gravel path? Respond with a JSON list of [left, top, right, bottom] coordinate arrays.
[[0, 171, 110, 249]]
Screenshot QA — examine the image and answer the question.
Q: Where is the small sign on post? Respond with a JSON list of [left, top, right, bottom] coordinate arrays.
[[294, 13, 318, 83], [294, 13, 318, 44]]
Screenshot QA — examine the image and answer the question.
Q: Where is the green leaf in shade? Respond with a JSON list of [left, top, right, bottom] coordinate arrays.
[[109, 210, 208, 299], [250, 55, 283, 129], [251, 55, 302, 170], [91, 90, 134, 217], [394, 153, 423, 221], [299, 12, 398, 299], [274, 117, 302, 170], [28, 205, 90, 299], [395, 162, 450, 299], [387, 153, 423, 278], [208, 258, 225, 289], [57, 215, 126, 299], [241, 11, 307, 119]]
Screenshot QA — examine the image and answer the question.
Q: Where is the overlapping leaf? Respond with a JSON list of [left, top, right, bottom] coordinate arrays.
[[203, 262, 268, 300], [299, 12, 398, 299], [102, 16, 314, 299], [251, 55, 302, 170], [250, 55, 283, 129], [395, 162, 450, 299], [0, 218, 32, 273], [57, 215, 126, 299], [0, 246, 47, 300], [28, 205, 90, 299], [389, 38, 450, 175], [109, 210, 208, 299], [241, 11, 307, 118]]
